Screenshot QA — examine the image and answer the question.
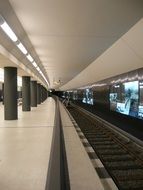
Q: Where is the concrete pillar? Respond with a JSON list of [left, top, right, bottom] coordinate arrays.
[[43, 87, 47, 101], [37, 83, 41, 104], [2, 83, 4, 105], [45, 88, 48, 100], [41, 85, 44, 102], [43, 87, 45, 101], [31, 81, 37, 107], [22, 76, 31, 111], [39, 84, 42, 103], [40, 85, 43, 103], [4, 67, 17, 120], [42, 86, 44, 102]]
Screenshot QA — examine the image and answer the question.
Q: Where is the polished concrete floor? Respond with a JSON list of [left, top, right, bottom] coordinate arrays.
[[0, 98, 55, 190]]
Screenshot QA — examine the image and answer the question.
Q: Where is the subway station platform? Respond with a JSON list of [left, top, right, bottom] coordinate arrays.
[[0, 98, 55, 190], [1, 1, 143, 190], [0, 97, 105, 190]]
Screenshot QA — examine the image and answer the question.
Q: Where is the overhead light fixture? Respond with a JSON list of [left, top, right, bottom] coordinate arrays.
[[17, 42, 27, 55], [27, 54, 34, 62], [41, 73, 44, 78], [0, 15, 49, 87], [0, 15, 18, 42], [32, 61, 38, 68], [36, 67, 40, 72]]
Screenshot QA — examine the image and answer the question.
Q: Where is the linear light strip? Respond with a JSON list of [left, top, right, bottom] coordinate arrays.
[[36, 67, 40, 71], [32, 61, 38, 68], [27, 54, 34, 62], [17, 42, 27, 55], [0, 15, 49, 86], [1, 22, 18, 42]]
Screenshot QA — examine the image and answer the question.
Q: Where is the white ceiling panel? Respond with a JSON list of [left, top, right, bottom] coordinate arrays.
[[61, 19, 143, 90], [2, 0, 143, 88]]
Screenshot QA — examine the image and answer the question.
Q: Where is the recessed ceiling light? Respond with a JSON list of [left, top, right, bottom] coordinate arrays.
[[36, 67, 40, 72], [17, 42, 27, 55], [0, 20, 18, 42], [32, 61, 38, 68], [27, 54, 34, 62]]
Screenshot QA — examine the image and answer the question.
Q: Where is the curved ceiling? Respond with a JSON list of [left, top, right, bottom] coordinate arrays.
[[1, 0, 143, 89], [61, 18, 143, 90]]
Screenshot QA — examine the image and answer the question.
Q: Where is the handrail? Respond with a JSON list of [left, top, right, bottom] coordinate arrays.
[[45, 96, 70, 190]]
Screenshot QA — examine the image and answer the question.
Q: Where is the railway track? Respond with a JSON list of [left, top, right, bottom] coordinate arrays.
[[67, 105, 143, 190]]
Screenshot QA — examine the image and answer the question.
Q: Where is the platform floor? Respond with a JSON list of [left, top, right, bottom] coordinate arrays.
[[0, 98, 55, 190]]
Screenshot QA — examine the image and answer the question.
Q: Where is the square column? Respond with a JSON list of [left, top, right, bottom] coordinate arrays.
[[31, 81, 37, 107], [4, 67, 17, 120], [22, 76, 31, 111], [37, 83, 41, 104]]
